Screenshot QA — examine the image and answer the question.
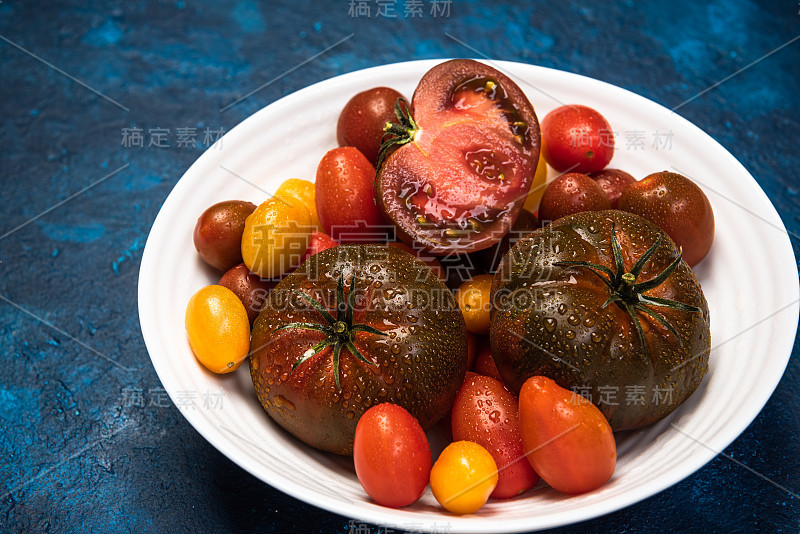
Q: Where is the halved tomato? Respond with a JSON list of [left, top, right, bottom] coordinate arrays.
[[375, 59, 541, 255]]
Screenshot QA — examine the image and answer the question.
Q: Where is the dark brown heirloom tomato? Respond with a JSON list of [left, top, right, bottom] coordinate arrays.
[[249, 244, 468, 455], [375, 59, 541, 255], [490, 210, 710, 431]]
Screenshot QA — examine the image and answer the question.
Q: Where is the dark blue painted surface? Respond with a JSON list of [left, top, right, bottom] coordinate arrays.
[[1, 1, 798, 532]]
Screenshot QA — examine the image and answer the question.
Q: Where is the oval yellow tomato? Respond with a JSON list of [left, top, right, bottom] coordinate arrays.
[[241, 196, 312, 278], [430, 440, 498, 515], [275, 178, 320, 230], [455, 274, 494, 335], [185, 285, 250, 373]]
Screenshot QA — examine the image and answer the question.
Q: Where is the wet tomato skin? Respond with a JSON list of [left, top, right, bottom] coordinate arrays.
[[518, 376, 616, 494], [193, 200, 257, 271], [249, 245, 468, 455], [353, 403, 432, 508], [588, 168, 637, 209], [537, 172, 610, 225], [337, 87, 406, 166], [618, 171, 714, 266], [451, 372, 539, 499], [541, 105, 615, 173], [315, 147, 386, 243], [490, 210, 711, 431]]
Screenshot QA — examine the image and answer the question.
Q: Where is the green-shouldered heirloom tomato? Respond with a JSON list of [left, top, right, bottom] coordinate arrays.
[[249, 244, 468, 455], [490, 210, 710, 431], [375, 59, 541, 255]]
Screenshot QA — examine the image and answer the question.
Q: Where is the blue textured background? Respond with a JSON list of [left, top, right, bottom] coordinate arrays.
[[1, 1, 798, 532]]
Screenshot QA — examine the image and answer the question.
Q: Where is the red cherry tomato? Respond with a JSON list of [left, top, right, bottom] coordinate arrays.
[[353, 403, 432, 508], [315, 147, 386, 243], [541, 105, 615, 173], [337, 87, 406, 166], [538, 172, 610, 225], [451, 372, 539, 499], [518, 376, 616, 494], [618, 171, 715, 266]]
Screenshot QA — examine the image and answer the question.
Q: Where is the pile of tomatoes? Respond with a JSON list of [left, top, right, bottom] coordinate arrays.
[[184, 59, 715, 515]]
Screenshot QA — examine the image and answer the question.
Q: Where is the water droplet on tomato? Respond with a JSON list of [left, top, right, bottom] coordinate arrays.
[[274, 395, 295, 411]]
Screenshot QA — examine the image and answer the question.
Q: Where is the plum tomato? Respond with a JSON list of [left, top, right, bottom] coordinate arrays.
[[218, 263, 277, 325], [185, 285, 250, 373], [241, 196, 312, 279], [193, 200, 257, 271], [353, 403, 432, 508], [537, 172, 610, 225], [588, 168, 636, 209], [541, 105, 615, 173], [455, 274, 494, 335], [451, 372, 539, 499], [491, 210, 711, 430], [473, 339, 502, 382], [518, 376, 616, 494], [618, 171, 715, 266], [275, 178, 321, 230], [249, 244, 468, 454], [315, 147, 386, 243], [430, 441, 498, 514], [375, 59, 541, 255], [337, 87, 407, 166]]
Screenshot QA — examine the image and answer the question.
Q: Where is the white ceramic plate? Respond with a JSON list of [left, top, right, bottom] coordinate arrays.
[[138, 60, 799, 532]]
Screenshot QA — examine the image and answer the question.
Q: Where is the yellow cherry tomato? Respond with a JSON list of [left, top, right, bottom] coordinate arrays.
[[275, 178, 320, 230], [430, 441, 498, 515], [523, 146, 549, 213], [455, 274, 494, 335], [241, 196, 312, 278], [185, 285, 250, 373]]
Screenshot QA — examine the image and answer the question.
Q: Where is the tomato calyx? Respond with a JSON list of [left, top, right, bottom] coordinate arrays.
[[554, 223, 702, 360], [375, 98, 420, 171], [277, 273, 386, 390]]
